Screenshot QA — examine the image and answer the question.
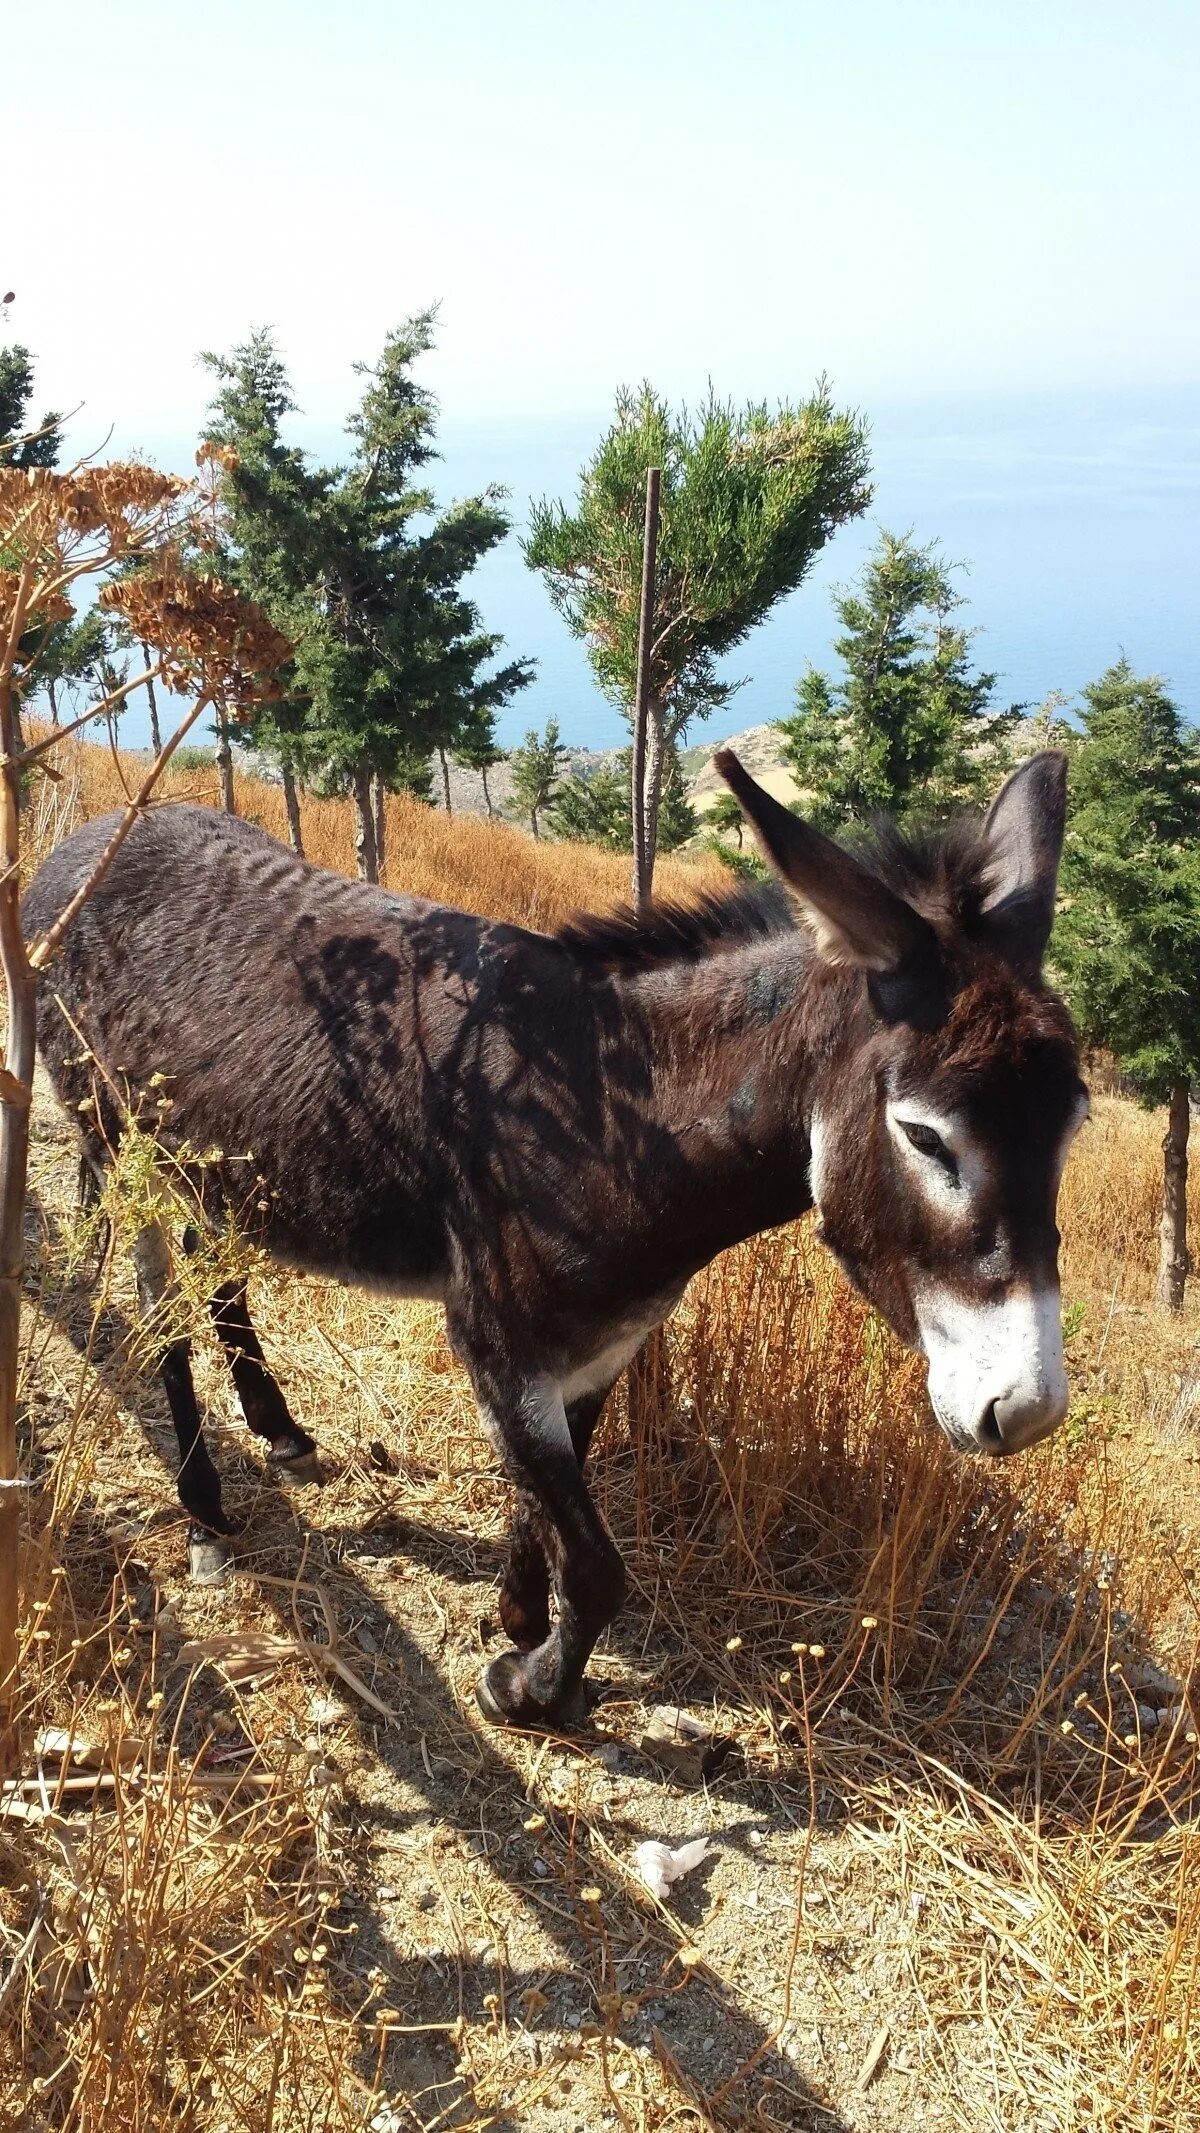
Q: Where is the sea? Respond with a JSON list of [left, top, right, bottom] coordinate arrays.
[[115, 385, 1200, 757]]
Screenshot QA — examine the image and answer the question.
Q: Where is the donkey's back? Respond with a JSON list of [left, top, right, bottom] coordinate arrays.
[[23, 804, 569, 1289]]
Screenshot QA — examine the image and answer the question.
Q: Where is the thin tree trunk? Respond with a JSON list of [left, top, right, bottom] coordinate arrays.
[[8, 696, 23, 820], [438, 748, 452, 814], [353, 765, 379, 884], [643, 703, 667, 887], [530, 808, 539, 841], [140, 643, 161, 753], [47, 678, 58, 727], [481, 763, 494, 818], [0, 670, 34, 1768], [630, 467, 661, 917], [1158, 1078, 1191, 1311], [372, 774, 387, 882], [215, 712, 236, 815], [281, 763, 304, 857]]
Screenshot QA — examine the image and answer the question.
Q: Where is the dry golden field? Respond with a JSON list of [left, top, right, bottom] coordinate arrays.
[[2, 734, 1199, 2133]]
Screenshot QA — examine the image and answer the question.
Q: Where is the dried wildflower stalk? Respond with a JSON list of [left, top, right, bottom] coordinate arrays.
[[0, 453, 288, 1765]]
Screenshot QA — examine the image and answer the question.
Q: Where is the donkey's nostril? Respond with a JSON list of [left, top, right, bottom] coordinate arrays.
[[976, 1401, 1004, 1452]]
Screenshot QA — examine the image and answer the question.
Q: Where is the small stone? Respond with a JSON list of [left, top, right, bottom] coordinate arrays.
[[1137, 1704, 1159, 1730], [532, 1857, 550, 1878], [638, 1705, 729, 1785], [1130, 1660, 1183, 1700]]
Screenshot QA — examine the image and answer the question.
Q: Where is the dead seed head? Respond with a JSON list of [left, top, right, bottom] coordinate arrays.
[[0, 568, 72, 635], [195, 439, 241, 474], [100, 557, 290, 711]]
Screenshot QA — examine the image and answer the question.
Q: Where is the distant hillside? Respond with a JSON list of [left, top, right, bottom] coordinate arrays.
[[681, 723, 802, 814]]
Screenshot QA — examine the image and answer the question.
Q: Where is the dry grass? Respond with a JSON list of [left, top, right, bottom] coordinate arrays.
[[2, 733, 1199, 2131], [34, 727, 726, 931]]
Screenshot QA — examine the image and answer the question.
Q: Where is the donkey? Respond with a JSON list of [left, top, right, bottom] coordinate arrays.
[[22, 749, 1087, 1729]]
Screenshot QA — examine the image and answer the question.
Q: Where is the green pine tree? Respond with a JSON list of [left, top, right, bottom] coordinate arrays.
[[202, 316, 533, 877], [509, 719, 567, 839], [525, 381, 869, 894], [705, 790, 746, 850], [201, 329, 334, 845], [777, 530, 1019, 830], [451, 701, 506, 817], [0, 344, 60, 468], [547, 743, 696, 855], [1053, 658, 1200, 1310], [1, 338, 73, 739], [30, 609, 110, 725]]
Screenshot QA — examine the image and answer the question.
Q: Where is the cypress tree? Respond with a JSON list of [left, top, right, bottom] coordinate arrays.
[[525, 382, 869, 893], [1053, 659, 1200, 1309], [777, 531, 1019, 829], [0, 344, 60, 469], [547, 744, 695, 854], [509, 719, 567, 839], [203, 317, 533, 878], [452, 703, 506, 817]]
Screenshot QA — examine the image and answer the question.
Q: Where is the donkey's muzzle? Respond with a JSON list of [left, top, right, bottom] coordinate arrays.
[[973, 1381, 1069, 1455], [916, 1279, 1070, 1457]]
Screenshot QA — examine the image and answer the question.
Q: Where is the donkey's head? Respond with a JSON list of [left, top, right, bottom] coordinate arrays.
[[716, 749, 1087, 1457]]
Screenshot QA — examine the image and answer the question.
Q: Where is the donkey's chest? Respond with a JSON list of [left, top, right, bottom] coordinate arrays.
[[555, 1288, 686, 1404]]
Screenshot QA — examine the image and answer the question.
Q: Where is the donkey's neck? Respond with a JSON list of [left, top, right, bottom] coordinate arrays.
[[616, 931, 837, 1262]]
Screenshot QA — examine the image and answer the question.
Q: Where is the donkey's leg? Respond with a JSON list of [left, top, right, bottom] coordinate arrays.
[[476, 1375, 625, 1728], [208, 1281, 321, 1483], [498, 1389, 609, 1651], [133, 1223, 233, 1580]]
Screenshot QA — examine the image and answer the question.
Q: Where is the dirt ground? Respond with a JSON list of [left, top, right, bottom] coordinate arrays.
[[6, 1067, 1200, 2133]]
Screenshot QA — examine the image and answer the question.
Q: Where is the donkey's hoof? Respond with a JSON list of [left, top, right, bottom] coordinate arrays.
[[267, 1443, 323, 1486], [475, 1652, 589, 1734], [188, 1530, 233, 1583], [497, 1593, 552, 1652]]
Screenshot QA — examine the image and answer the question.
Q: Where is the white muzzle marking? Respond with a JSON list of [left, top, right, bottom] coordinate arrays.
[[914, 1281, 1069, 1454]]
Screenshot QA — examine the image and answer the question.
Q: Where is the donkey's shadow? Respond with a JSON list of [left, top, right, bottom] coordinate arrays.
[[23, 1181, 858, 2133]]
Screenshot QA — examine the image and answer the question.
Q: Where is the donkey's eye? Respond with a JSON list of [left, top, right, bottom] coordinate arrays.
[[900, 1121, 957, 1176]]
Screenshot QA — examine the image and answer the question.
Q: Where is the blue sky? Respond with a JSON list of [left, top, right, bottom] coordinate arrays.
[[6, 1, 1199, 744]]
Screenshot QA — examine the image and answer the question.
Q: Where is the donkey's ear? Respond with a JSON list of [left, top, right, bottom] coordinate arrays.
[[977, 750, 1067, 975], [714, 750, 934, 974]]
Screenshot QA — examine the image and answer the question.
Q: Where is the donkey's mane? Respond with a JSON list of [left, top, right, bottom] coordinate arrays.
[[556, 881, 795, 974], [556, 811, 997, 975], [848, 814, 996, 928]]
